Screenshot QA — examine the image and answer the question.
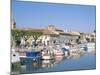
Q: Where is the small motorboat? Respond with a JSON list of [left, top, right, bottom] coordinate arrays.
[[41, 49, 53, 60], [54, 49, 64, 56]]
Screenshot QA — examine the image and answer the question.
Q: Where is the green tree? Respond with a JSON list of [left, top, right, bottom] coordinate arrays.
[[11, 29, 43, 47], [31, 32, 43, 44], [11, 29, 23, 47]]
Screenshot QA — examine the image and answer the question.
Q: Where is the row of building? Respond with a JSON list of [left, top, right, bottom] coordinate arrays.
[[11, 18, 96, 47]]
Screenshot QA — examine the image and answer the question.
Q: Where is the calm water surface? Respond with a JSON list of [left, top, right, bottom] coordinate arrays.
[[17, 53, 96, 74]]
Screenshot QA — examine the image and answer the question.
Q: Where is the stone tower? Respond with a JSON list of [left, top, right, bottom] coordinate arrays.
[[47, 25, 55, 30], [11, 15, 16, 29]]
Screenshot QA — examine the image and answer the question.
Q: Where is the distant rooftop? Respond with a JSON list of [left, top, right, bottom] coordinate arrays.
[[14, 25, 80, 36]]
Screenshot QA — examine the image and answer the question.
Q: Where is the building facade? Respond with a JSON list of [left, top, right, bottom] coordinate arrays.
[[20, 25, 80, 46]]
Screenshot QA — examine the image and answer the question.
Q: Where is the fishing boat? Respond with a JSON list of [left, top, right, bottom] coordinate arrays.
[[20, 51, 42, 62]]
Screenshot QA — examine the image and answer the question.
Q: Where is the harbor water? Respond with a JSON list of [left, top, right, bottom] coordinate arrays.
[[12, 53, 96, 74]]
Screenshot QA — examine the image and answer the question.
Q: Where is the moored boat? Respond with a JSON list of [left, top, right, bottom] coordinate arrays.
[[41, 49, 53, 60], [85, 42, 95, 53], [61, 47, 70, 57], [20, 51, 42, 62], [11, 48, 20, 63], [54, 49, 64, 56]]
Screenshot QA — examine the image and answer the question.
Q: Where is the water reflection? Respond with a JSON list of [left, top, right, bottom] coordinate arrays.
[[42, 60, 55, 68], [54, 56, 64, 64], [69, 53, 81, 60], [20, 60, 42, 73], [12, 53, 96, 74], [19, 56, 65, 73]]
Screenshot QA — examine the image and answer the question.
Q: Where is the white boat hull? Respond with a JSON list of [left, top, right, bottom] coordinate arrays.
[[86, 43, 95, 53], [42, 56, 52, 60], [11, 51, 20, 63]]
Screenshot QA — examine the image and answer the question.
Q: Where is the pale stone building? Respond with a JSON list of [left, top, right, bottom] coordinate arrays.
[[18, 25, 80, 46], [79, 32, 96, 43]]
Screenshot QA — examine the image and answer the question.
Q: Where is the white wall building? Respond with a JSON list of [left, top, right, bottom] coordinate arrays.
[[37, 25, 80, 45], [14, 25, 80, 46]]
